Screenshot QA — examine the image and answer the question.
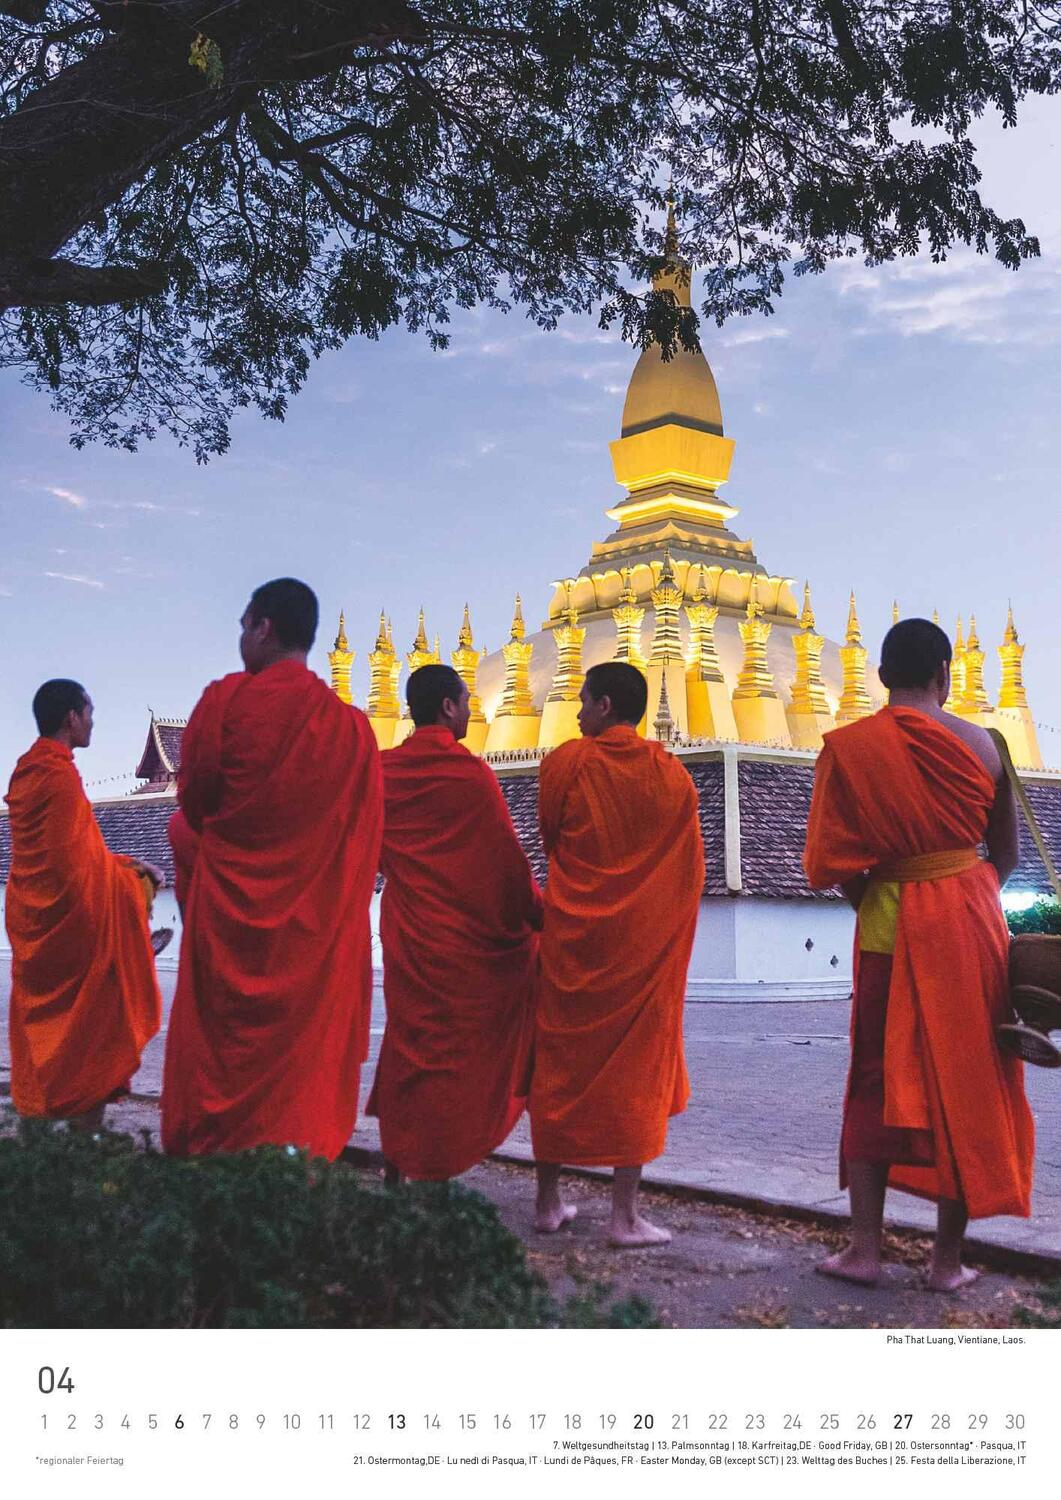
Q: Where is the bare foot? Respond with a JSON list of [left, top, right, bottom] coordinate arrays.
[[535, 1203, 578, 1234], [608, 1214, 671, 1248], [926, 1264, 980, 1294], [815, 1248, 881, 1287]]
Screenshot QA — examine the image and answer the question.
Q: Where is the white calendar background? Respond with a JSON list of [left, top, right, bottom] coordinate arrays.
[[0, 1330, 1050, 1494]]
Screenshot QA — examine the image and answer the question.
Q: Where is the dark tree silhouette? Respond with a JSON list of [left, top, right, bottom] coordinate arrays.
[[1, 2, 1056, 457]]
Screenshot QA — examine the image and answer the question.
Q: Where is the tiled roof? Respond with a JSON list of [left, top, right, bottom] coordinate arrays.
[[686, 761, 727, 896], [737, 759, 827, 900], [497, 773, 547, 886], [4, 754, 1061, 902], [134, 716, 185, 789], [155, 722, 185, 773]]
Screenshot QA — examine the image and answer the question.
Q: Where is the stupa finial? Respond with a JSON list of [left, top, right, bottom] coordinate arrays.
[[510, 593, 526, 642], [458, 603, 474, 649], [799, 581, 816, 633]]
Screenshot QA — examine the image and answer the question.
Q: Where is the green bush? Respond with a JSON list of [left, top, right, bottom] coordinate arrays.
[[0, 1122, 656, 1329], [1007, 899, 1061, 936]]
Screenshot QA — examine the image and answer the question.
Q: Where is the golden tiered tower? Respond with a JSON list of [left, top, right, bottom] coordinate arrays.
[[327, 611, 354, 705], [944, 615, 965, 712], [996, 606, 1042, 768], [836, 592, 874, 725], [484, 595, 541, 753], [391, 608, 440, 746], [786, 583, 835, 750], [367, 611, 402, 748], [956, 615, 993, 718], [539, 584, 586, 748], [612, 568, 647, 669], [645, 549, 688, 738], [731, 576, 791, 745], [452, 604, 488, 754], [683, 563, 736, 741]]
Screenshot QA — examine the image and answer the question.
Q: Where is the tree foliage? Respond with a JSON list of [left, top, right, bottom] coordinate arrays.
[[0, 1, 1057, 458]]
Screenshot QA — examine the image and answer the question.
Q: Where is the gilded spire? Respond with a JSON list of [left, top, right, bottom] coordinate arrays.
[[998, 604, 1029, 711], [932, 607, 940, 626], [546, 584, 586, 703], [495, 593, 536, 719], [733, 575, 778, 700], [957, 613, 993, 715], [613, 568, 647, 670], [685, 564, 723, 684], [836, 590, 873, 723], [451, 605, 485, 722], [458, 603, 475, 650], [327, 610, 355, 705], [649, 549, 684, 664], [511, 593, 526, 642], [367, 609, 401, 719], [789, 583, 830, 717], [406, 608, 438, 673], [944, 614, 966, 712], [800, 580, 816, 632], [892, 599, 900, 626], [653, 670, 676, 745]]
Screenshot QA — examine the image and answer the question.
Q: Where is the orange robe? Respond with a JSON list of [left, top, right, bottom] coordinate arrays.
[[161, 660, 382, 1161], [529, 725, 704, 1167], [803, 706, 1034, 1219], [4, 738, 161, 1117], [366, 725, 542, 1179]]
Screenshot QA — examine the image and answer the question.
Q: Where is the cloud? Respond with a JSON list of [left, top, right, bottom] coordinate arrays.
[[476, 439, 498, 457], [44, 485, 87, 509], [44, 571, 104, 589], [720, 324, 789, 348], [831, 251, 1061, 347]]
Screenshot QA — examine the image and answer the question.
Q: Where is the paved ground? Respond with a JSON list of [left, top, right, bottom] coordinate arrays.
[[9, 1091, 1055, 1330], [3, 958, 1059, 1264]]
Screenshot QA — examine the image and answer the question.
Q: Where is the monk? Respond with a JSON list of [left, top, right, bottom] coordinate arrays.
[[530, 661, 704, 1246], [367, 663, 542, 1180], [804, 618, 1033, 1292], [5, 680, 163, 1130], [161, 578, 383, 1161]]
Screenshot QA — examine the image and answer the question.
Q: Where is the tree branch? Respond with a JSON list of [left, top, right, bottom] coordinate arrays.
[[0, 256, 167, 308]]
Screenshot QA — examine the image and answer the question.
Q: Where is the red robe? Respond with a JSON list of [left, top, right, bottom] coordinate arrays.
[[367, 725, 542, 1178], [161, 660, 382, 1160], [4, 738, 161, 1117], [804, 706, 1034, 1219], [529, 726, 704, 1167]]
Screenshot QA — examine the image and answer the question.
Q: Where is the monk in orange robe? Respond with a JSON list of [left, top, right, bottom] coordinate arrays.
[[161, 578, 382, 1161], [5, 679, 162, 1129], [530, 662, 704, 1246], [367, 664, 542, 1180], [804, 618, 1032, 1292]]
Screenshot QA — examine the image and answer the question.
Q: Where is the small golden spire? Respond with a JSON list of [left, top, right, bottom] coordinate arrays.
[[614, 568, 647, 669], [845, 590, 862, 646], [510, 593, 526, 642], [664, 190, 678, 261], [650, 549, 684, 664], [367, 610, 400, 719], [800, 581, 816, 633], [452, 605, 485, 724], [998, 605, 1029, 712], [458, 603, 474, 650], [943, 613, 965, 712], [836, 590, 873, 723], [746, 572, 763, 621], [328, 610, 355, 705], [433, 632, 441, 659], [412, 608, 429, 655], [685, 565, 723, 684], [654, 670, 676, 745], [546, 590, 586, 704], [932, 607, 940, 626], [495, 594, 536, 720], [405, 609, 437, 674], [374, 610, 388, 652], [892, 599, 900, 626], [957, 613, 992, 716], [1003, 602, 1018, 646]]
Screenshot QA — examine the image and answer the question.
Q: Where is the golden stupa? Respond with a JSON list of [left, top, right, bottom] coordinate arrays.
[[332, 211, 1043, 769]]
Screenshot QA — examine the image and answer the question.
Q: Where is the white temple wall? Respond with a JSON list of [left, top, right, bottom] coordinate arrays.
[[686, 896, 854, 1002]]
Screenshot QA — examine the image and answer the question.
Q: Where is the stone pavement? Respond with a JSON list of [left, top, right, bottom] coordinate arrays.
[[2, 960, 1059, 1266]]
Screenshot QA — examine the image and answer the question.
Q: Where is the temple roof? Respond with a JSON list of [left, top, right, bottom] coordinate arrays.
[[134, 714, 186, 790], [4, 749, 1060, 901]]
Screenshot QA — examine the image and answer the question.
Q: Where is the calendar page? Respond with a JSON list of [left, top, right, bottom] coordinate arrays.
[[3, 5, 1061, 1496], [0, 1328, 1050, 1493]]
